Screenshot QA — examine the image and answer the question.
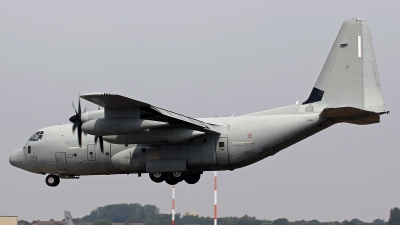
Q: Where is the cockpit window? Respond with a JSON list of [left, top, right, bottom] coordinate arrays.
[[29, 131, 44, 142]]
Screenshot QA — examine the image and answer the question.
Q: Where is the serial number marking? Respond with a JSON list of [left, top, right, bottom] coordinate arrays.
[[65, 141, 78, 145]]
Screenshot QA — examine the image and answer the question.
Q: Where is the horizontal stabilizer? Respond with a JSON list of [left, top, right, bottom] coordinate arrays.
[[321, 107, 384, 125]]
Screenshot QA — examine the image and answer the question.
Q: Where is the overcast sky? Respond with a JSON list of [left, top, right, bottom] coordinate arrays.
[[1, 0, 399, 223]]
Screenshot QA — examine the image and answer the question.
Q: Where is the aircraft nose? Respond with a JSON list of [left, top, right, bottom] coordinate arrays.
[[9, 148, 26, 170]]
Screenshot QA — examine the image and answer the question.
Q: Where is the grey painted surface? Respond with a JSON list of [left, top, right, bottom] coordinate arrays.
[[312, 19, 384, 112], [1, 1, 399, 223], [64, 211, 74, 225]]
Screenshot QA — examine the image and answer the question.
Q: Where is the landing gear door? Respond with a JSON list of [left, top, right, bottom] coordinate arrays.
[[215, 137, 229, 163], [87, 144, 96, 161], [55, 152, 68, 171]]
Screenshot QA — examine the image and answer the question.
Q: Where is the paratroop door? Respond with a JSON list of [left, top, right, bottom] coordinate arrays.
[[55, 152, 68, 170], [215, 137, 229, 163]]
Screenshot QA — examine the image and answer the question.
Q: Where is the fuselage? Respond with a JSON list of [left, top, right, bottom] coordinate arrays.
[[10, 112, 328, 176]]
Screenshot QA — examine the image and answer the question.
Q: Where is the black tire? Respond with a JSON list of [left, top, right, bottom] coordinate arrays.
[[149, 172, 165, 183], [184, 174, 201, 185], [54, 176, 60, 186], [45, 175, 60, 187], [164, 176, 179, 185], [167, 172, 187, 182]]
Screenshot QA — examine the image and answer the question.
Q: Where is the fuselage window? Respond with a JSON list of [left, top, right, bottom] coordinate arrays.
[[28, 146, 31, 154], [219, 142, 225, 147]]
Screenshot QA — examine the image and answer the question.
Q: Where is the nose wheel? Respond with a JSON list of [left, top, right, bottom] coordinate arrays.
[[45, 174, 60, 187]]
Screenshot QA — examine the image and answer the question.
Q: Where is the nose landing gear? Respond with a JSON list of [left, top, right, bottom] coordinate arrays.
[[45, 174, 60, 187]]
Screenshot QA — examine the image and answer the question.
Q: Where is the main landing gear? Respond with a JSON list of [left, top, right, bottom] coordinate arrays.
[[149, 172, 201, 185], [45, 174, 60, 187]]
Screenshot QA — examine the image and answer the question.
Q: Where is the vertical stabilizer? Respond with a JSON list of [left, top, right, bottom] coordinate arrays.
[[64, 211, 74, 225], [303, 18, 385, 113]]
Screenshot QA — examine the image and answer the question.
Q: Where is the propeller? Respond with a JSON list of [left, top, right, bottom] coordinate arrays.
[[69, 97, 86, 147], [69, 95, 103, 152], [95, 135, 104, 153]]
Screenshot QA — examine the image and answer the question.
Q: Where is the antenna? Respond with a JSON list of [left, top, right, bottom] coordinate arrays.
[[172, 185, 175, 225], [214, 171, 217, 225]]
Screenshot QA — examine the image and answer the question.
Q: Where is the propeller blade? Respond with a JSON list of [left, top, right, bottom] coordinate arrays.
[[72, 122, 78, 133], [94, 135, 104, 153], [99, 136, 104, 153], [78, 98, 81, 114], [72, 102, 78, 115], [78, 126, 82, 147]]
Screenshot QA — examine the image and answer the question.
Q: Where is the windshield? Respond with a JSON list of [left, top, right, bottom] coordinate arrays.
[[29, 131, 44, 142]]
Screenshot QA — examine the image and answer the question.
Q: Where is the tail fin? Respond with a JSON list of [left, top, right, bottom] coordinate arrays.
[[303, 18, 385, 113], [64, 211, 74, 225]]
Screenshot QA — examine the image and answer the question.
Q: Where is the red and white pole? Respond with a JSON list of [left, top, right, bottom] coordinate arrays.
[[214, 171, 217, 225], [172, 185, 175, 225]]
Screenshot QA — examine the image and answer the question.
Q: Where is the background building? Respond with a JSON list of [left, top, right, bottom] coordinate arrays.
[[0, 217, 18, 225], [185, 212, 199, 217]]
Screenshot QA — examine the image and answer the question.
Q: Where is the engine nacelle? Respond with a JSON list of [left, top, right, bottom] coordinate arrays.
[[103, 128, 205, 144], [80, 110, 104, 124], [81, 118, 168, 136], [111, 147, 146, 172]]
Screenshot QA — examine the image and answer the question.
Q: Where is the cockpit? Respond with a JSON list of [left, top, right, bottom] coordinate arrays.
[[29, 131, 44, 142]]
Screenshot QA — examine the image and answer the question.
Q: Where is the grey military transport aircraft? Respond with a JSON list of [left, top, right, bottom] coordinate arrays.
[[65, 211, 74, 225], [9, 18, 388, 186]]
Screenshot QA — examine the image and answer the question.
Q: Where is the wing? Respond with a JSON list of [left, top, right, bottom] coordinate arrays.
[[81, 93, 216, 132]]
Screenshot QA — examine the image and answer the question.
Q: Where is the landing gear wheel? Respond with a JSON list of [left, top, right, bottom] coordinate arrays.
[[167, 172, 187, 182], [184, 174, 201, 185], [149, 172, 165, 183], [45, 174, 60, 187], [165, 176, 179, 185]]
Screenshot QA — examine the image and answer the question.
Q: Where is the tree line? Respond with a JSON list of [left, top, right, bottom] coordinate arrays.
[[18, 204, 400, 225]]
